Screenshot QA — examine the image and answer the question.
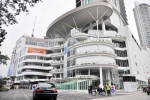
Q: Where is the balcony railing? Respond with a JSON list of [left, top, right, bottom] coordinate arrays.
[[76, 49, 114, 55], [51, 78, 62, 80], [50, 69, 63, 72], [68, 50, 117, 60], [51, 60, 63, 64], [68, 61, 117, 68], [51, 52, 63, 56], [68, 38, 113, 49], [76, 75, 99, 78]]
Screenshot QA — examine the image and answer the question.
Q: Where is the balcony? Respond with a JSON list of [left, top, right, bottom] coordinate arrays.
[[110, 34, 126, 41], [20, 79, 49, 82], [76, 75, 99, 79], [19, 71, 52, 76], [68, 49, 117, 60], [68, 33, 90, 42], [68, 61, 118, 70], [51, 52, 63, 58], [68, 39, 115, 50], [50, 69, 63, 73], [52, 45, 64, 50], [18, 65, 52, 70], [50, 60, 63, 66], [51, 78, 62, 81], [19, 59, 51, 64]]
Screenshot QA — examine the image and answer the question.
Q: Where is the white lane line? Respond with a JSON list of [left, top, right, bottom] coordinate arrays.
[[0, 91, 13, 100], [13, 89, 18, 100], [21, 90, 28, 100]]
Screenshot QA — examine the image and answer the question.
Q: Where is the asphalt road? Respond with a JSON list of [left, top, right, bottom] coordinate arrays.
[[0, 89, 149, 100]]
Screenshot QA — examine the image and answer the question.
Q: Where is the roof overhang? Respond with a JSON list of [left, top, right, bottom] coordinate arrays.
[[46, 2, 113, 38]]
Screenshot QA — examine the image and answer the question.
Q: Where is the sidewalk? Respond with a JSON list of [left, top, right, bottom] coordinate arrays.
[[58, 89, 131, 95], [92, 91, 148, 100]]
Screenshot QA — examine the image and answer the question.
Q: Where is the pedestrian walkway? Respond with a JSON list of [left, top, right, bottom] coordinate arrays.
[[92, 91, 149, 100]]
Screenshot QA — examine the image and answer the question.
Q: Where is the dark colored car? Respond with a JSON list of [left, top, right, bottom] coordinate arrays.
[[33, 83, 58, 100], [147, 86, 150, 95]]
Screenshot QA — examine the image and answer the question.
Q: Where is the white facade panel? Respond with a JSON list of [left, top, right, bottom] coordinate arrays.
[[76, 55, 115, 64]]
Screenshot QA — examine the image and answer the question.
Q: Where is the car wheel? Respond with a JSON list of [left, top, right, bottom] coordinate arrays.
[[102, 92, 106, 96], [33, 94, 36, 100], [53, 96, 57, 100], [92, 91, 96, 96]]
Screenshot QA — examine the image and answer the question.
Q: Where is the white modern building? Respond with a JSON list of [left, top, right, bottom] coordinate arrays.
[[8, 0, 150, 90], [46, 0, 150, 90], [133, 1, 150, 49], [7, 35, 64, 84]]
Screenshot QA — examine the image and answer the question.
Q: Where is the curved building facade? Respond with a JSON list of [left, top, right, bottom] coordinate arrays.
[[45, 0, 146, 90]]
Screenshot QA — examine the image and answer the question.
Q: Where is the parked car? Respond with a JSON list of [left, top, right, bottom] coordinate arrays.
[[147, 86, 150, 95], [33, 83, 58, 100]]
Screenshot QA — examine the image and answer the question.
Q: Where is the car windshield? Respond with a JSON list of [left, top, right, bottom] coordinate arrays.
[[38, 83, 55, 88]]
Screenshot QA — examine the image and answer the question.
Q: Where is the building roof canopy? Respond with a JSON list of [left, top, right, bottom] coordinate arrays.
[[46, 2, 113, 39]]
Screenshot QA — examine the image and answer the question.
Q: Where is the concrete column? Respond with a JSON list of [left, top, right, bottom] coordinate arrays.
[[102, 18, 105, 36], [55, 75, 56, 80], [90, 23, 92, 29], [60, 65, 62, 70], [96, 21, 99, 38], [60, 74, 61, 78], [99, 67, 103, 87], [75, 70, 77, 77], [88, 69, 90, 75], [77, 78, 78, 92], [106, 70, 111, 85]]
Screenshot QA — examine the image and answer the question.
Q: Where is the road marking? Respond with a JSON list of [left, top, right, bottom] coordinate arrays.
[[13, 89, 18, 100], [0, 91, 13, 100], [21, 90, 28, 100]]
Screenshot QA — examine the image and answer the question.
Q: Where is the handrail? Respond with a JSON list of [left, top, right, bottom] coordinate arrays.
[[69, 61, 117, 67]]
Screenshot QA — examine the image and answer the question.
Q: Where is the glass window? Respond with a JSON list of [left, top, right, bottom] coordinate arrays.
[[38, 83, 55, 88]]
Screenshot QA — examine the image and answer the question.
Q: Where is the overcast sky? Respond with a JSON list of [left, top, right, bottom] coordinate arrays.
[[0, 0, 150, 76]]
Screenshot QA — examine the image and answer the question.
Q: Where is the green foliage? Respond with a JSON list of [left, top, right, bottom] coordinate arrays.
[[0, 87, 9, 91], [0, 0, 42, 26], [0, 0, 42, 45], [0, 55, 10, 65], [2, 77, 10, 80], [0, 0, 41, 65]]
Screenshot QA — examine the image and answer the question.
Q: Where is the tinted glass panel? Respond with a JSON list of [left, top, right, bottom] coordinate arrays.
[[38, 83, 55, 88]]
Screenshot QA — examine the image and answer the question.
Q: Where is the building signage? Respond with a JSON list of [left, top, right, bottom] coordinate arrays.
[[28, 47, 47, 54], [76, 75, 96, 79], [63, 41, 68, 78]]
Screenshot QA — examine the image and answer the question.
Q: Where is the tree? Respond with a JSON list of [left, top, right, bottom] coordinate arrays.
[[0, 0, 42, 45], [0, 54, 10, 65], [2, 77, 10, 81], [0, 0, 42, 64], [10, 76, 16, 81]]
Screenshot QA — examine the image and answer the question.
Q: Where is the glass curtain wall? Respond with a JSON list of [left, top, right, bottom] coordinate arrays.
[[55, 79, 92, 90]]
